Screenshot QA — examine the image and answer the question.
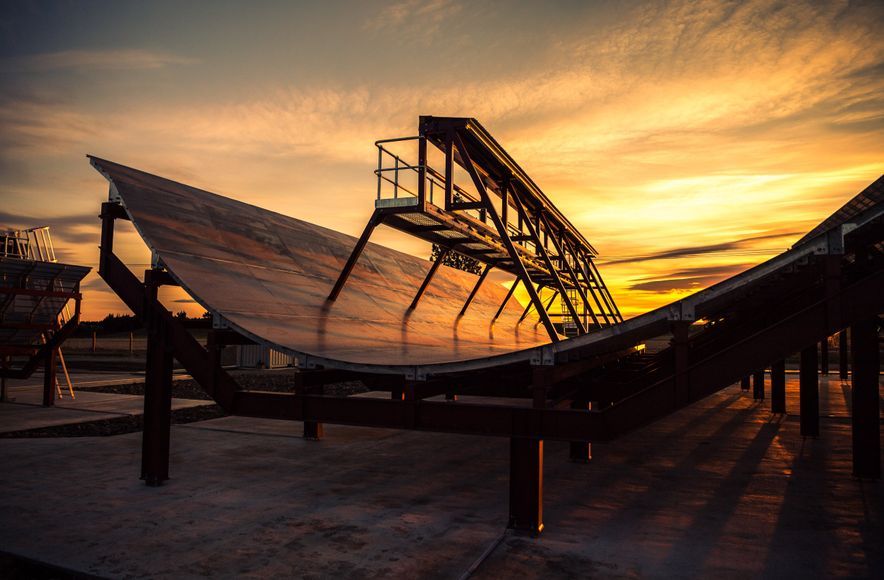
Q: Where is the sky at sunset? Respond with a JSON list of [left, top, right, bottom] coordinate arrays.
[[1, 0, 882, 321]]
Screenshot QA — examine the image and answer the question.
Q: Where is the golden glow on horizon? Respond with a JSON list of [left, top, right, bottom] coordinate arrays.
[[0, 1, 882, 321]]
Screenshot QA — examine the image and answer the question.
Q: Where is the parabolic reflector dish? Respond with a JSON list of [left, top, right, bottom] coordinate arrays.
[[89, 157, 553, 370]]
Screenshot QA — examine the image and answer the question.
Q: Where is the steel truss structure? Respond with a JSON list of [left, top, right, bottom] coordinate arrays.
[[328, 116, 622, 340], [0, 234, 88, 404], [90, 148, 882, 535]]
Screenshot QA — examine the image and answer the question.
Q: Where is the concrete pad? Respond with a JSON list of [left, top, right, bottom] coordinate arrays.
[[0, 383, 213, 433], [0, 375, 881, 578], [0, 403, 129, 433]]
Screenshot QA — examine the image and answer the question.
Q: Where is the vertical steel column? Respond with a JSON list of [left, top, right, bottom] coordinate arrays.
[[839, 329, 849, 379], [98, 202, 118, 277], [770, 359, 786, 414], [509, 437, 543, 535], [740, 376, 750, 391], [509, 367, 546, 535], [568, 400, 591, 463], [42, 347, 57, 407], [850, 318, 880, 479], [294, 372, 323, 440], [417, 136, 427, 205], [142, 277, 173, 486], [444, 131, 455, 211], [799, 345, 819, 437], [671, 322, 690, 406], [820, 339, 829, 376], [753, 370, 765, 400]]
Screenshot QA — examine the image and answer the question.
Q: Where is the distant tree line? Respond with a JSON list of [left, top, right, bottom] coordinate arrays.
[[76, 311, 212, 335]]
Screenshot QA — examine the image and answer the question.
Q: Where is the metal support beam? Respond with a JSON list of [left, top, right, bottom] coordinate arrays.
[[42, 347, 57, 407], [452, 132, 558, 341], [509, 191, 585, 335], [508, 437, 543, 535], [799, 345, 819, 437], [327, 213, 381, 301], [142, 277, 173, 486], [839, 329, 849, 379], [850, 317, 880, 479], [520, 289, 557, 324], [672, 322, 690, 406], [417, 136, 427, 205], [493, 279, 520, 322], [584, 256, 623, 322], [568, 400, 591, 463], [541, 214, 601, 329], [740, 376, 750, 391], [98, 202, 125, 276], [770, 359, 786, 413], [753, 370, 765, 400], [444, 131, 454, 210], [820, 338, 829, 376], [459, 263, 492, 316], [294, 372, 324, 440], [561, 237, 609, 327], [409, 249, 448, 310]]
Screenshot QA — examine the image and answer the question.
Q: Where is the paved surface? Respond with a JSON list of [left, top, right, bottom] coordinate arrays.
[[0, 370, 207, 434], [0, 375, 881, 578]]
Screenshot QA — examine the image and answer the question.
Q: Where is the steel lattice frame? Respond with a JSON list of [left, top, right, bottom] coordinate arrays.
[[327, 116, 623, 341]]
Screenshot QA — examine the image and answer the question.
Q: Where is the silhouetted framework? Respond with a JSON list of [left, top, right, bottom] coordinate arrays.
[[90, 151, 882, 535], [328, 116, 623, 340], [0, 253, 87, 405]]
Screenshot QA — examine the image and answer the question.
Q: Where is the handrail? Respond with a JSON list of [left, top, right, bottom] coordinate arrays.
[[375, 138, 482, 208], [1, 226, 57, 262]]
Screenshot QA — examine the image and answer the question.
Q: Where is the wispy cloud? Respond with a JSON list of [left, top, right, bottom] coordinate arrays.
[[602, 231, 801, 266], [363, 0, 462, 42], [626, 263, 752, 292], [0, 49, 199, 73], [1, 0, 882, 319]]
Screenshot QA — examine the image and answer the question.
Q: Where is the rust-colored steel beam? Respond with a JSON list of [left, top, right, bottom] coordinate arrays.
[[770, 359, 786, 413], [493, 278, 520, 323], [601, 268, 882, 438], [753, 369, 765, 400], [42, 346, 57, 407], [850, 316, 880, 479], [509, 188, 585, 335], [452, 131, 558, 341], [0, 312, 81, 380], [142, 273, 173, 486], [409, 249, 448, 310], [327, 212, 382, 301], [460, 264, 492, 316], [560, 235, 609, 326], [231, 390, 609, 441]]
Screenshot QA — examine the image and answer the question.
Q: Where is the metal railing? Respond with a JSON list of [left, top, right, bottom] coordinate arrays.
[[374, 136, 480, 210], [1, 226, 57, 262]]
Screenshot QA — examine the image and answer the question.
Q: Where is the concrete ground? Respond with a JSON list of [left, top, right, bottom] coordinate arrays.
[[0, 369, 206, 434], [0, 374, 881, 579]]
